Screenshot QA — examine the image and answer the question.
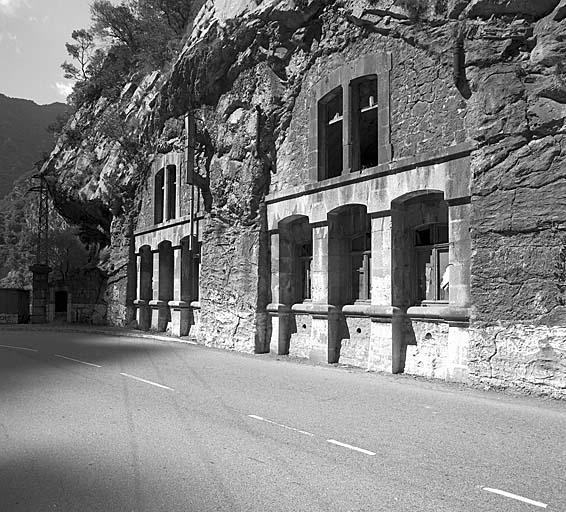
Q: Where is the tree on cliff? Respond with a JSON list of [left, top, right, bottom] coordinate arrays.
[[64, 0, 194, 107]]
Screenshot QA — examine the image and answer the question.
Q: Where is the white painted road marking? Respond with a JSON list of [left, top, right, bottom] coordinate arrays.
[[248, 415, 315, 436], [120, 372, 174, 391], [483, 488, 548, 508], [327, 439, 376, 456], [54, 354, 101, 368], [0, 344, 38, 353]]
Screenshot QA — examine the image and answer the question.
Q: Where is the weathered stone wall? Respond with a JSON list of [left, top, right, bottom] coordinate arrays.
[[463, 0, 566, 395]]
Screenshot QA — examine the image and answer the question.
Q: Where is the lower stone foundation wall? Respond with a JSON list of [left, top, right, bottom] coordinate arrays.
[[468, 324, 566, 399], [0, 313, 19, 324], [340, 316, 372, 367], [403, 320, 469, 382], [71, 303, 107, 325], [289, 313, 313, 358]]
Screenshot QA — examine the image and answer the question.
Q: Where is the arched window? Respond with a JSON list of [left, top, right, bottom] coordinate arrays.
[[166, 165, 177, 220], [318, 87, 343, 180], [154, 168, 164, 224], [415, 223, 449, 303], [351, 75, 379, 170]]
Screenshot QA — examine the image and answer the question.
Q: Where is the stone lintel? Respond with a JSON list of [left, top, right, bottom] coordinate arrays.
[[266, 303, 291, 314], [291, 302, 339, 317], [149, 300, 169, 308], [168, 300, 190, 309], [407, 306, 470, 322]]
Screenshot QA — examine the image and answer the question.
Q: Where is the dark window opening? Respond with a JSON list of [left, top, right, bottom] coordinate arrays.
[[167, 165, 176, 220], [154, 168, 164, 224], [297, 241, 312, 301], [55, 291, 68, 313], [353, 76, 378, 170], [351, 230, 371, 301], [190, 242, 201, 302], [319, 87, 343, 180], [415, 223, 449, 303]]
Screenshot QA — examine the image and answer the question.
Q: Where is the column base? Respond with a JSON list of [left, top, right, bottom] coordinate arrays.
[[168, 300, 191, 337], [149, 300, 169, 332], [134, 299, 151, 331], [267, 303, 291, 355]]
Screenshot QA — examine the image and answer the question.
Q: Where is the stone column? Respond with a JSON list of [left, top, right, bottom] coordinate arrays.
[[368, 213, 403, 373], [169, 244, 190, 337], [448, 202, 471, 308], [310, 222, 340, 363], [267, 228, 294, 355], [29, 264, 51, 324], [149, 250, 164, 330]]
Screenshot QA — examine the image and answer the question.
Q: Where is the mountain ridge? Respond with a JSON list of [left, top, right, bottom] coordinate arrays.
[[0, 93, 69, 197]]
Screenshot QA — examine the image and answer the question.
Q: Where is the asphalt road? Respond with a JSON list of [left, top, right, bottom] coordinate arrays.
[[0, 329, 565, 511]]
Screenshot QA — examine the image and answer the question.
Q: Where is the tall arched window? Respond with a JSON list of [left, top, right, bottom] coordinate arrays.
[[318, 87, 343, 180], [166, 165, 177, 220], [154, 168, 164, 224], [352, 75, 379, 170]]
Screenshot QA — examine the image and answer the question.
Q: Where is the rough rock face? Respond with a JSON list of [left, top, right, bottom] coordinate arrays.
[[42, 0, 566, 396]]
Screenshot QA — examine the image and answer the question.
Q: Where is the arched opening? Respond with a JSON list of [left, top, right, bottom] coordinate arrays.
[[318, 87, 343, 180], [278, 216, 312, 305], [166, 165, 177, 221], [154, 168, 164, 224], [328, 204, 371, 306], [351, 75, 379, 170], [391, 191, 449, 308], [180, 236, 200, 304]]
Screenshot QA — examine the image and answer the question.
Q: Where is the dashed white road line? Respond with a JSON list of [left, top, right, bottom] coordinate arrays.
[[248, 414, 315, 436], [0, 344, 38, 353], [120, 372, 174, 391], [483, 488, 547, 508], [54, 354, 101, 368], [327, 439, 376, 456]]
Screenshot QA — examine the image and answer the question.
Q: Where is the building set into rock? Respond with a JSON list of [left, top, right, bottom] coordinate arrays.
[[41, 0, 566, 398]]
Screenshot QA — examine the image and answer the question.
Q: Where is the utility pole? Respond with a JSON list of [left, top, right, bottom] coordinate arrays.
[[28, 173, 51, 323]]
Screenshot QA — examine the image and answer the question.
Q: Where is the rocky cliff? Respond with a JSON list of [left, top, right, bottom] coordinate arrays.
[[41, 0, 566, 395]]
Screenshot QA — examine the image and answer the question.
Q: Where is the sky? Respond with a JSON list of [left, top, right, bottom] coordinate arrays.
[[0, 0, 95, 105]]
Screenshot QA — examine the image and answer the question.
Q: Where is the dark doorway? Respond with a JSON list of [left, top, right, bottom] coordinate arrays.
[[54, 291, 68, 314]]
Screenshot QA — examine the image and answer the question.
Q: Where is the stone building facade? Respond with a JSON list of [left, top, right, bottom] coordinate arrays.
[[42, 0, 566, 397]]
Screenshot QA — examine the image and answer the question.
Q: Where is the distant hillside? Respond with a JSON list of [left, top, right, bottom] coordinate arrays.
[[0, 93, 69, 197]]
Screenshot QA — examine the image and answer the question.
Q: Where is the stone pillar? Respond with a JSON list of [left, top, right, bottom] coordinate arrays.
[[367, 213, 404, 373], [448, 202, 471, 308], [169, 245, 190, 336], [150, 250, 162, 330], [310, 223, 340, 363], [29, 264, 51, 324], [268, 230, 291, 354]]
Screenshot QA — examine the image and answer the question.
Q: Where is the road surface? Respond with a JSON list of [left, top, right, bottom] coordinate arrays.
[[1, 329, 564, 511]]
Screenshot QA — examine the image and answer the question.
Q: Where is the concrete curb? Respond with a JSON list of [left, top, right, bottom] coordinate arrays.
[[0, 323, 197, 345]]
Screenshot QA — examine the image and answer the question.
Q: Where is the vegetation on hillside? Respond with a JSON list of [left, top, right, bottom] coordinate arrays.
[[64, 0, 196, 108]]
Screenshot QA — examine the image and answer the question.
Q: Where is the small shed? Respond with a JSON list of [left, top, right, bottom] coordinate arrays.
[[0, 288, 30, 324]]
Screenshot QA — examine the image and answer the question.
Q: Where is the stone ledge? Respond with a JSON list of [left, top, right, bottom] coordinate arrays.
[[266, 303, 291, 314], [168, 300, 190, 309], [266, 142, 474, 205], [291, 302, 340, 316], [407, 305, 471, 322], [148, 300, 169, 308], [133, 299, 148, 306]]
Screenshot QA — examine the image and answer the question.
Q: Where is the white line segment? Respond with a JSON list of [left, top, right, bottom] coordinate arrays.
[[327, 439, 376, 456], [120, 372, 174, 391], [54, 354, 101, 368], [482, 488, 547, 508], [0, 344, 38, 353], [248, 415, 314, 436]]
